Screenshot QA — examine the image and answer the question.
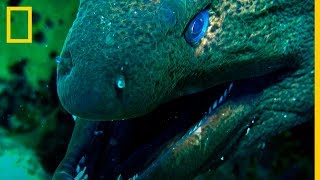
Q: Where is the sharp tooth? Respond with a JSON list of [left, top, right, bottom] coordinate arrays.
[[117, 174, 123, 180], [228, 82, 234, 92], [195, 126, 202, 134], [189, 125, 197, 135], [219, 96, 223, 104], [212, 101, 218, 109], [198, 119, 204, 126], [208, 107, 212, 114], [193, 125, 198, 132], [79, 156, 86, 164], [76, 165, 80, 173], [84, 174, 88, 180], [224, 89, 228, 98]]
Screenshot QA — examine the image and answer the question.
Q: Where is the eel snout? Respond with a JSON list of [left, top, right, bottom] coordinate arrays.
[[55, 0, 185, 121], [56, 43, 125, 121]]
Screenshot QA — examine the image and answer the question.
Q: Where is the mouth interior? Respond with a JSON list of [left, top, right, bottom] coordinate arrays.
[[83, 67, 292, 179]]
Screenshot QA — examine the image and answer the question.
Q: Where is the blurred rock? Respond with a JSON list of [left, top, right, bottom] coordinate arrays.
[[0, 127, 50, 179]]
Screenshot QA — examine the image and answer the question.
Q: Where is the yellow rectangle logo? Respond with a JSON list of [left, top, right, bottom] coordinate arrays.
[[6, 6, 32, 43]]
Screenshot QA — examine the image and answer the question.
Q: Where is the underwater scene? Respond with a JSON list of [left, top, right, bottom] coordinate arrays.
[[0, 0, 315, 179]]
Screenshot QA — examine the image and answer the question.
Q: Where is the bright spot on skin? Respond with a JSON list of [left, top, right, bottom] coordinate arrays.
[[115, 75, 126, 89], [100, 15, 106, 24], [245, 128, 251, 136], [283, 114, 287, 118], [72, 115, 77, 121], [220, 156, 224, 161]]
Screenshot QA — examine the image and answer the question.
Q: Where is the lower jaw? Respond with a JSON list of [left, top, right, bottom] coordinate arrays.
[[81, 68, 291, 179]]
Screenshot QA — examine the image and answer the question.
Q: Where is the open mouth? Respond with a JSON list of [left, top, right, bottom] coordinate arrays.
[[73, 67, 293, 179]]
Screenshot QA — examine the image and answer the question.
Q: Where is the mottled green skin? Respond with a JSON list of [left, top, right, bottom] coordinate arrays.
[[57, 0, 312, 121], [57, 0, 211, 120], [55, 0, 313, 179]]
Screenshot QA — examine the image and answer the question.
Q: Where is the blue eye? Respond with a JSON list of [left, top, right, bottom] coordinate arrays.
[[184, 10, 209, 46]]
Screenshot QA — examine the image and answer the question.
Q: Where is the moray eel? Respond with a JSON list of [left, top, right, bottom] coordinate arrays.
[[54, 0, 314, 179]]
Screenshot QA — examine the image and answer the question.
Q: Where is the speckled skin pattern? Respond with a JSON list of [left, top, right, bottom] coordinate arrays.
[[54, 0, 313, 179]]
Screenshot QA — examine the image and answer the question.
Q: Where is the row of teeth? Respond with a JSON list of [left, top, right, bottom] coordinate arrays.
[[188, 82, 234, 135], [75, 156, 88, 180], [208, 82, 233, 114], [71, 83, 234, 123], [127, 82, 233, 179], [73, 82, 234, 179], [127, 174, 139, 180]]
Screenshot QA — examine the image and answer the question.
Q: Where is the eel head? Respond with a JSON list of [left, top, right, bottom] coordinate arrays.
[[55, 0, 313, 179], [57, 0, 213, 120]]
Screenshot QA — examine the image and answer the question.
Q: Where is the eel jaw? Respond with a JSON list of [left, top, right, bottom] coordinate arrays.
[[67, 65, 312, 180], [74, 79, 252, 180]]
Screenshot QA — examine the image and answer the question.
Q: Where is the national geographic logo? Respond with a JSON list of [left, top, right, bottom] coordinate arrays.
[[6, 6, 32, 43]]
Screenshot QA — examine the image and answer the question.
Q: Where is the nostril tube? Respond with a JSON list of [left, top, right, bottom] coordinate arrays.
[[57, 56, 73, 77], [57, 50, 74, 77], [55, 56, 62, 64]]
